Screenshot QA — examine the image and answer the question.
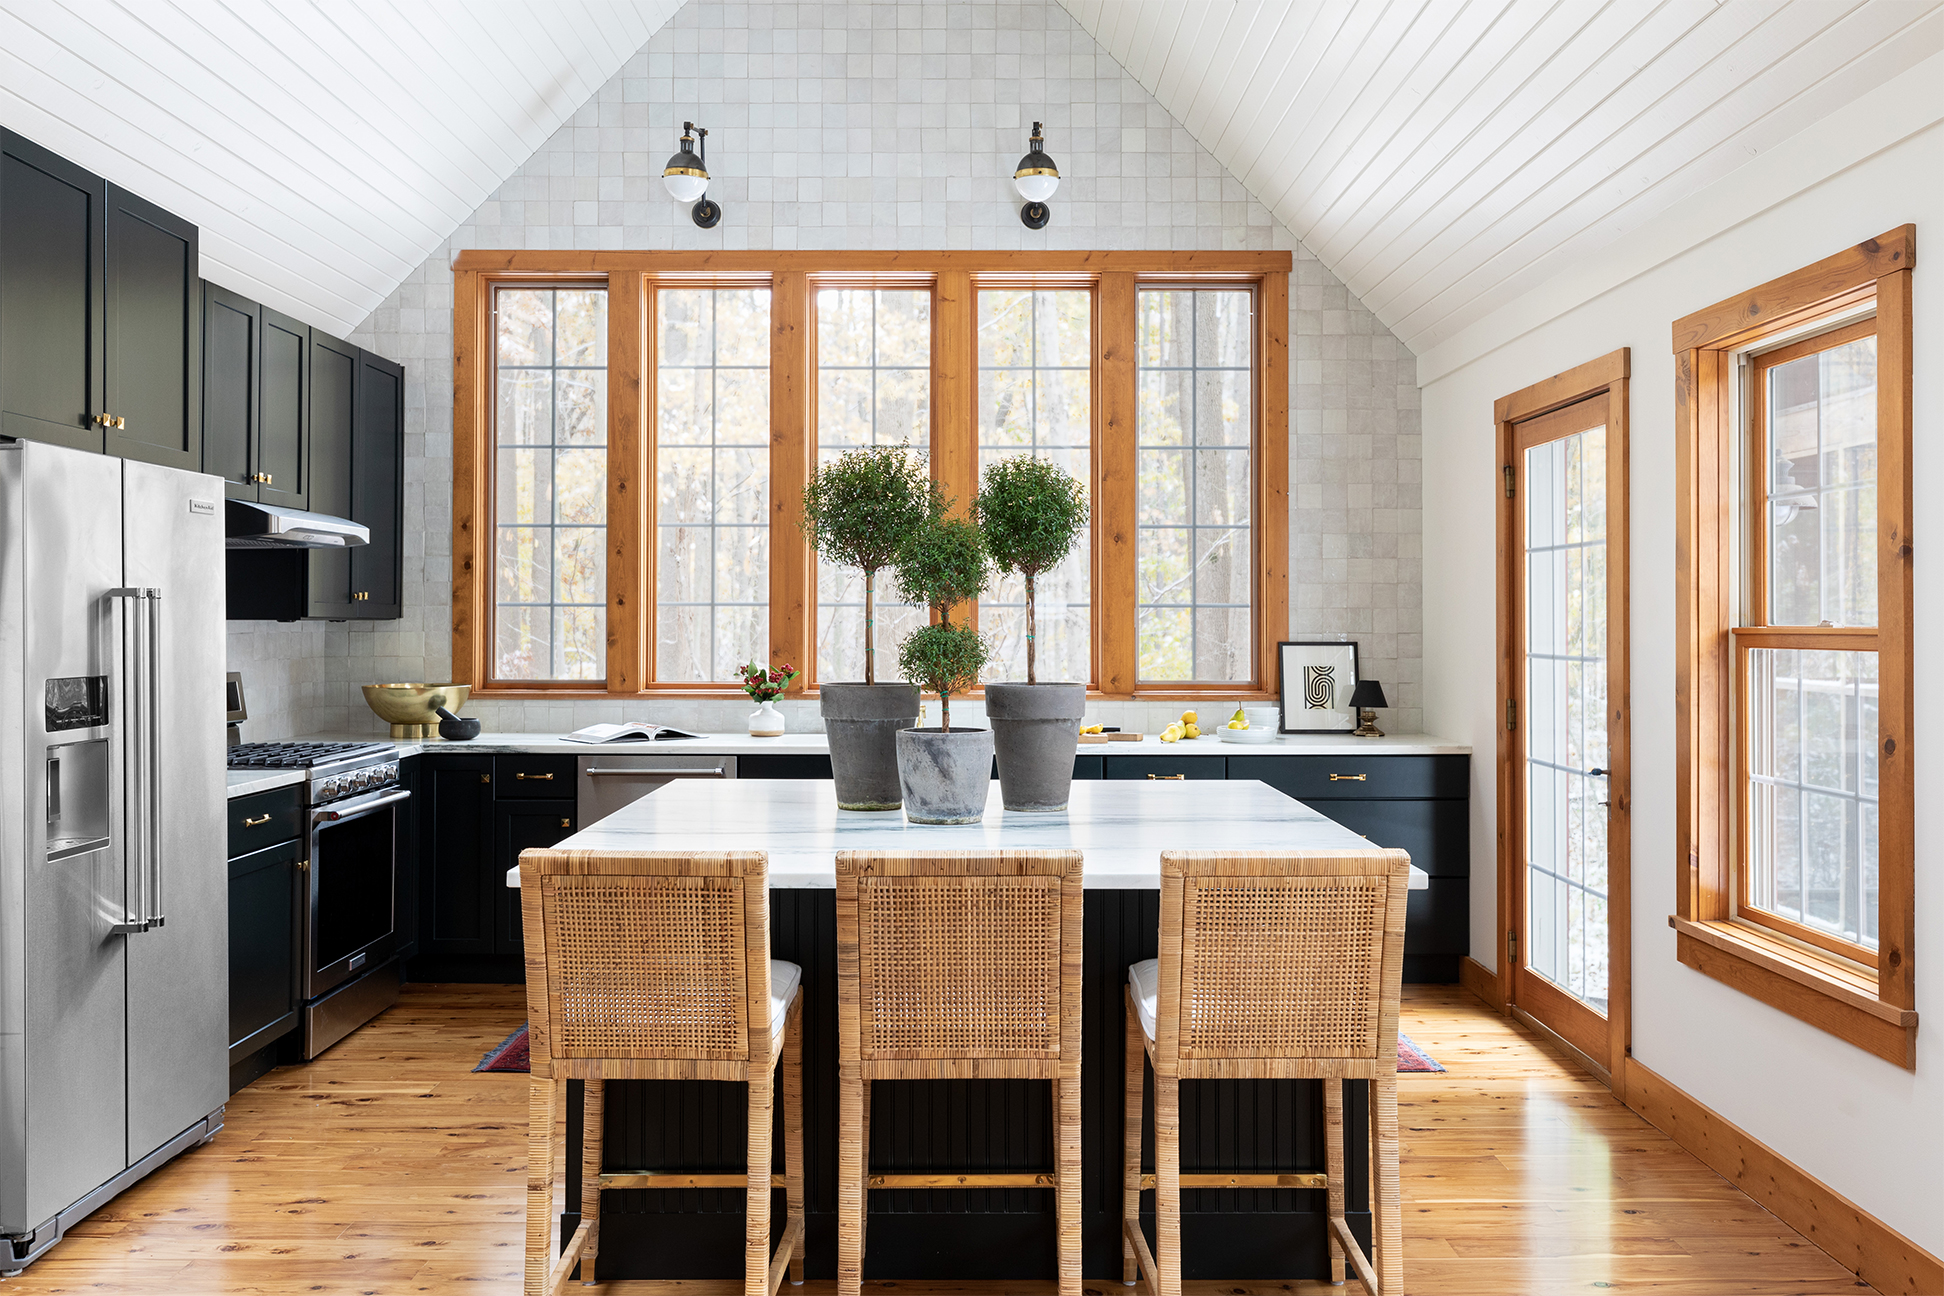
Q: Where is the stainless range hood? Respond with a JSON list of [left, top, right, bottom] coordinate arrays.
[[225, 500, 369, 549]]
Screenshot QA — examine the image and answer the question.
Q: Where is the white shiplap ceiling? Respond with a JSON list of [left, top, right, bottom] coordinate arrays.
[[3, 2, 1941, 351], [0, 0, 678, 337], [1061, 0, 1944, 355]]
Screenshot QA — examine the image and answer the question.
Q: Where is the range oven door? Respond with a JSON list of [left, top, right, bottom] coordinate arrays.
[[304, 787, 409, 999]]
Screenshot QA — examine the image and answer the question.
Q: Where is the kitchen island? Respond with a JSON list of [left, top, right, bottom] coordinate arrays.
[[528, 777, 1398, 1282]]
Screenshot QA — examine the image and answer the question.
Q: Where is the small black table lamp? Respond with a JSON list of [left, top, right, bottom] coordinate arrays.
[[1349, 679, 1388, 738]]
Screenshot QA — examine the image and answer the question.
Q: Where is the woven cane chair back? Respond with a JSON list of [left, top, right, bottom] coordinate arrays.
[[838, 850, 1082, 1062], [1162, 851, 1410, 1063], [520, 850, 769, 1065]]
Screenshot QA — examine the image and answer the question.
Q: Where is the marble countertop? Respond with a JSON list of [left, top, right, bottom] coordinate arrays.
[[226, 768, 305, 798], [504, 778, 1430, 891], [299, 730, 1471, 758]]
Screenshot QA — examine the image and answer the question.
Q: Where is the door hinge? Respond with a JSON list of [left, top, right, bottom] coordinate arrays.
[[1506, 698, 1517, 731], [1503, 464, 1515, 498], [1508, 928, 1519, 961]]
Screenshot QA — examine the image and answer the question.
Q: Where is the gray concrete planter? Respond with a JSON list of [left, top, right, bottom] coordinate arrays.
[[821, 682, 920, 810], [985, 680, 1086, 812], [895, 726, 995, 824]]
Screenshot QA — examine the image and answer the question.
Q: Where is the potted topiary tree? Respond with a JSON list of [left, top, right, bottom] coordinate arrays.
[[891, 512, 995, 823], [799, 442, 936, 809], [978, 456, 1089, 811]]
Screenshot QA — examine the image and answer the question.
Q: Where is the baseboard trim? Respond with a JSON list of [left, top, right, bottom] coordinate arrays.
[[1623, 1057, 1942, 1295], [1457, 955, 1503, 1012]]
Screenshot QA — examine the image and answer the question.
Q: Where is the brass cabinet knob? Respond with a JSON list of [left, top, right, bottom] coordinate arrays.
[[93, 412, 112, 426], [113, 415, 126, 429], [559, 818, 571, 829]]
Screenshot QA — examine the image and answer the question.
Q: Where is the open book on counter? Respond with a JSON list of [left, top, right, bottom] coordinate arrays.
[[562, 722, 704, 743]]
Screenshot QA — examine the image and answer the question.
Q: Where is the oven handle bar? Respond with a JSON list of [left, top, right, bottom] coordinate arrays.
[[313, 788, 413, 823]]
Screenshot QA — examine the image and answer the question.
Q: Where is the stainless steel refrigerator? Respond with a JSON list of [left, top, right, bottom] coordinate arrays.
[[0, 439, 228, 1273]]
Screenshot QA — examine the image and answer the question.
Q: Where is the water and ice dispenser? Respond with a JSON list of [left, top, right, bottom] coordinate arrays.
[[44, 676, 110, 861]]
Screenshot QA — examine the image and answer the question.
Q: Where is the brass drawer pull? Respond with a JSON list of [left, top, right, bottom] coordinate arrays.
[[517, 771, 555, 781], [1330, 773, 1367, 782], [1147, 773, 1186, 781], [242, 813, 272, 827]]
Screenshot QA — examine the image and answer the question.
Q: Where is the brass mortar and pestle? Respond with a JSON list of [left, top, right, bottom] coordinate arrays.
[[360, 684, 475, 740]]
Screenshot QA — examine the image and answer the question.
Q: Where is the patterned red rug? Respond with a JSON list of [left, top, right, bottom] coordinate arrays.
[[475, 1024, 1444, 1075], [474, 1024, 530, 1073]]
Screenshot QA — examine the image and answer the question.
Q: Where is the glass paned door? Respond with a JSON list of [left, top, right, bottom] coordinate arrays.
[[1508, 386, 1624, 1072], [1523, 425, 1609, 1014]]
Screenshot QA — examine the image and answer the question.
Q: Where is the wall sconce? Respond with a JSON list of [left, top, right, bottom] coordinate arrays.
[[663, 121, 721, 229], [1013, 121, 1060, 229]]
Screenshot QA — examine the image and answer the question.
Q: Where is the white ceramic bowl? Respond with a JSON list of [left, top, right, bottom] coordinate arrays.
[[1220, 726, 1276, 745], [1243, 706, 1281, 731]]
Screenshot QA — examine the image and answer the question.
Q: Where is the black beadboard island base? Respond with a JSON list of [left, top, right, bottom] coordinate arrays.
[[561, 889, 1375, 1281]]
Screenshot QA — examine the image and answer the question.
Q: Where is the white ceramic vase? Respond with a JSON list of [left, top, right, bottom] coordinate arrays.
[[748, 699, 784, 737]]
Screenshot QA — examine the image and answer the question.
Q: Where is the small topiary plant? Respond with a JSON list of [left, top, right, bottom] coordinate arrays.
[[892, 510, 993, 732], [798, 442, 937, 684], [977, 456, 1087, 683]]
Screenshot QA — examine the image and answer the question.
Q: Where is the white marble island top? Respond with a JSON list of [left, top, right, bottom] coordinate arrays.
[[505, 778, 1430, 891]]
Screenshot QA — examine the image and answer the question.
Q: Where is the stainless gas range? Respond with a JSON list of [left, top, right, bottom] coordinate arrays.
[[227, 741, 409, 1057]]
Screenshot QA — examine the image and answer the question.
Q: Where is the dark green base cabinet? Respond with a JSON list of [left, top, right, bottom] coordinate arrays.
[[565, 889, 1376, 1282], [226, 786, 305, 1093], [407, 754, 577, 983]]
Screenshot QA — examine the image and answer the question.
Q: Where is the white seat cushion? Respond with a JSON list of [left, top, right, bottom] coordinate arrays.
[[769, 959, 803, 1051], [1129, 958, 1159, 1041]]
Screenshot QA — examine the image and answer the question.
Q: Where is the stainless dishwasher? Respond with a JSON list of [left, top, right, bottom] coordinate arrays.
[[576, 753, 737, 826]]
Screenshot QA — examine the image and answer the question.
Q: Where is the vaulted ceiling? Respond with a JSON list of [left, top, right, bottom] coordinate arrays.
[[3, 1, 1939, 351], [0, 0, 675, 336], [1062, 0, 1944, 353]]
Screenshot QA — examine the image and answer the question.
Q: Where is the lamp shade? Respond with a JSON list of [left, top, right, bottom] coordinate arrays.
[[662, 124, 709, 203], [1349, 679, 1388, 710], [1013, 122, 1059, 203]]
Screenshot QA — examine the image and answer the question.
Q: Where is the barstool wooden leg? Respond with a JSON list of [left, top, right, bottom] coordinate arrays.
[[524, 1076, 557, 1296], [745, 1065, 774, 1296], [1054, 1075, 1083, 1296], [1122, 1000, 1143, 1287], [1153, 1071, 1181, 1296], [1323, 1079, 1346, 1285], [579, 1079, 604, 1286], [784, 1003, 806, 1284], [837, 1067, 864, 1296], [1373, 1070, 1401, 1294]]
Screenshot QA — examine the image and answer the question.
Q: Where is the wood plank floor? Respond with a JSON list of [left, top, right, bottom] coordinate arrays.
[[0, 983, 1873, 1295]]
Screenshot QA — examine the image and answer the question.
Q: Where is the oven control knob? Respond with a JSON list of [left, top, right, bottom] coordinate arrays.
[[355, 770, 375, 790], [317, 777, 337, 800]]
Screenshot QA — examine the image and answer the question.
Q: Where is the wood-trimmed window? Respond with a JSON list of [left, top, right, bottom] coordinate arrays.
[[1672, 225, 1917, 1068], [452, 252, 1290, 701]]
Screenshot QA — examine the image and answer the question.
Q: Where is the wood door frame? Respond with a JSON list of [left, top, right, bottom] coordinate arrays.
[[1494, 347, 1632, 1096]]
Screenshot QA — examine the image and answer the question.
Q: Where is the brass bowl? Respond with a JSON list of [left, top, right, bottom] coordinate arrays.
[[361, 683, 472, 739]]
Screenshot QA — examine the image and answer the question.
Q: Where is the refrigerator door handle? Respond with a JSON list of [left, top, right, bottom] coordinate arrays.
[[143, 587, 163, 928], [107, 587, 151, 934]]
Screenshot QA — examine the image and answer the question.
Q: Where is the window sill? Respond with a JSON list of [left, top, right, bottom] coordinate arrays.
[[1671, 916, 1917, 1068]]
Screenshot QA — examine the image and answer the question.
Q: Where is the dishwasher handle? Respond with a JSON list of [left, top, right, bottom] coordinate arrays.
[[585, 766, 729, 777]]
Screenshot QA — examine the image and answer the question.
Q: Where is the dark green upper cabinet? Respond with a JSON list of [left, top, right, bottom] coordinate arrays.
[[256, 308, 309, 509], [202, 284, 257, 498], [204, 290, 310, 508], [303, 330, 359, 619], [0, 130, 106, 453], [103, 185, 199, 471], [351, 349, 403, 617]]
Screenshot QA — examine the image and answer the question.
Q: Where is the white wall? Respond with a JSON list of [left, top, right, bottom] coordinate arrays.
[[225, 0, 1424, 743], [1421, 62, 1944, 1250]]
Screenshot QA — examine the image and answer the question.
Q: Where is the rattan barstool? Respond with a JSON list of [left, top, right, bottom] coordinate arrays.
[[1121, 848, 1411, 1296], [834, 848, 1084, 1296], [518, 848, 805, 1296]]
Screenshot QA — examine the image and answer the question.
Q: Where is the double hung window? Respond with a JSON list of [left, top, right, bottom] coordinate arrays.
[[457, 254, 1288, 702]]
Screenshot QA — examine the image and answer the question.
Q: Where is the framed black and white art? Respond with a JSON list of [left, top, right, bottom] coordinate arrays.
[[1277, 640, 1361, 733]]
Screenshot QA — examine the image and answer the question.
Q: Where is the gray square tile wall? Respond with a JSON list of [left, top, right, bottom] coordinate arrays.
[[226, 0, 1422, 740]]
